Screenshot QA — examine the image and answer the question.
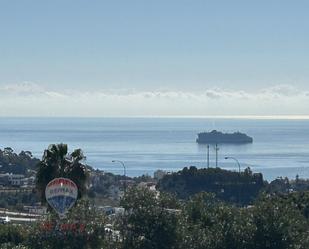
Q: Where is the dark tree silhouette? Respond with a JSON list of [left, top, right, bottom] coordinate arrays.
[[36, 144, 89, 202]]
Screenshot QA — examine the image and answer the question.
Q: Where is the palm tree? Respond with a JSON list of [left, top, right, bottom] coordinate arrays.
[[36, 143, 89, 202]]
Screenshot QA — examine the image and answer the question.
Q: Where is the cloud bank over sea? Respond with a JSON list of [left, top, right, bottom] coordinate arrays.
[[0, 82, 309, 117]]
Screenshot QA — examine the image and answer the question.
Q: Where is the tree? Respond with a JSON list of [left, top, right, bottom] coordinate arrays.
[[157, 167, 265, 205], [0, 147, 39, 175], [119, 187, 180, 249], [0, 224, 25, 246], [27, 200, 107, 249], [36, 144, 89, 203], [251, 194, 309, 249], [180, 192, 255, 249]]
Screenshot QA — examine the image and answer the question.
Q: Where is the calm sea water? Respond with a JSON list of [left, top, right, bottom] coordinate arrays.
[[0, 117, 309, 181]]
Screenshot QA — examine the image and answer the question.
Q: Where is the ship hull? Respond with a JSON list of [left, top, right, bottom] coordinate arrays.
[[196, 130, 253, 144], [196, 139, 253, 144]]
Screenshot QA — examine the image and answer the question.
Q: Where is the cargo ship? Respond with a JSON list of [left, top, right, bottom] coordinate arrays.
[[196, 130, 253, 144]]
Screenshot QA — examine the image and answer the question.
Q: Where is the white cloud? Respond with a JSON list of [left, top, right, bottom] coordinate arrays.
[[0, 82, 44, 95], [0, 82, 308, 116], [262, 84, 300, 96]]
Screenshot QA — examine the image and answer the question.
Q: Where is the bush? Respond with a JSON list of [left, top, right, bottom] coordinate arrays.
[[0, 224, 25, 246], [27, 200, 107, 249]]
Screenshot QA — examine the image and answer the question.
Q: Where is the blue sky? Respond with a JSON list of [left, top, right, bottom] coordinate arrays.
[[0, 0, 309, 116]]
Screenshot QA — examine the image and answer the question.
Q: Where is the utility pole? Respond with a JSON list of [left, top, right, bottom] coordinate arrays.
[[207, 144, 210, 168], [215, 144, 219, 167]]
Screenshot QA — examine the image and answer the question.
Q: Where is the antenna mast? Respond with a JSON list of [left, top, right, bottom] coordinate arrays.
[[207, 144, 210, 168], [215, 143, 219, 167]]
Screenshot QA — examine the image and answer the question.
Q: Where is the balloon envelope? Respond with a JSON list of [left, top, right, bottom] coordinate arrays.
[[45, 178, 78, 218]]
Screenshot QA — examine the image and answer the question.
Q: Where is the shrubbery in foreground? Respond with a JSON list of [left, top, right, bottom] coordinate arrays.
[[1, 188, 309, 249]]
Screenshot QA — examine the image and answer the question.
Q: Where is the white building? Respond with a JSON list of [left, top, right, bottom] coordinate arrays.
[[8, 174, 25, 187], [0, 173, 25, 187], [24, 205, 47, 215]]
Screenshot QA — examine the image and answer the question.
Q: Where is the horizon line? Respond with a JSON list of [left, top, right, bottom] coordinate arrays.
[[1, 115, 309, 120]]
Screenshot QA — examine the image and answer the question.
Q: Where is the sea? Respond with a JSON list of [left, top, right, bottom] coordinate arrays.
[[0, 117, 309, 182]]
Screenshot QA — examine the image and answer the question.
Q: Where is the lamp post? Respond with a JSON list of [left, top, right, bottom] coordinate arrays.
[[112, 160, 126, 193], [224, 156, 241, 174], [225, 156, 241, 205]]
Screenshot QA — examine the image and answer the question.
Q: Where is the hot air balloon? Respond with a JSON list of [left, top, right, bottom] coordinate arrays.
[[45, 178, 78, 218]]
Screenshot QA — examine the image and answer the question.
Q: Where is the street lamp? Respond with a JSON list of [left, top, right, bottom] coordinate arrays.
[[225, 156, 241, 205], [112, 160, 126, 193], [224, 156, 241, 174]]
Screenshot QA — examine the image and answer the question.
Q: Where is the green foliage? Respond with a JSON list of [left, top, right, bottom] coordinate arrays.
[[36, 144, 89, 202], [265, 176, 309, 194], [0, 192, 38, 211], [2, 181, 309, 249], [133, 174, 153, 184], [0, 243, 30, 249], [157, 166, 265, 205], [9, 143, 309, 249], [180, 192, 256, 249], [252, 194, 309, 249], [288, 191, 309, 218], [27, 200, 107, 249], [120, 187, 181, 249], [89, 171, 125, 197], [0, 148, 39, 175], [0, 224, 26, 246], [264, 177, 291, 193]]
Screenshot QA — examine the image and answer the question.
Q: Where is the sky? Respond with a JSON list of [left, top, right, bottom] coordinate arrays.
[[0, 0, 309, 117]]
